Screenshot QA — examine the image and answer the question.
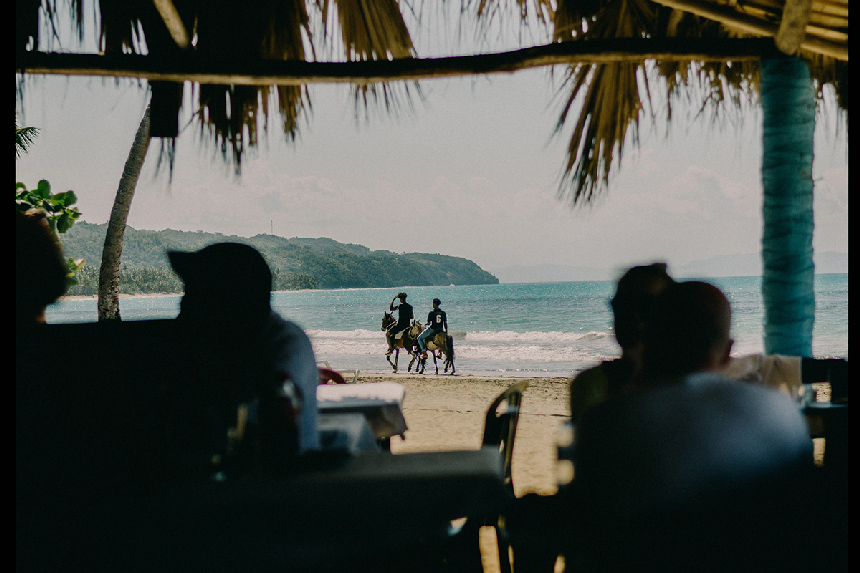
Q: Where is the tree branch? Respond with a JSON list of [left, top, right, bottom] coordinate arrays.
[[17, 38, 789, 87]]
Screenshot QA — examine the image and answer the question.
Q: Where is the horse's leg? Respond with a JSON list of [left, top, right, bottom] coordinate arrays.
[[405, 338, 414, 372], [388, 346, 399, 372], [408, 345, 418, 372]]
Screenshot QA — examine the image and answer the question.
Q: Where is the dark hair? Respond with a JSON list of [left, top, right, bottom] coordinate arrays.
[[433, 298, 441, 305], [610, 263, 674, 348], [16, 210, 68, 324]]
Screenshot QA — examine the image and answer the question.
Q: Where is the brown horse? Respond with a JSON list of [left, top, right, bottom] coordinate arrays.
[[417, 332, 456, 375], [381, 313, 422, 373]]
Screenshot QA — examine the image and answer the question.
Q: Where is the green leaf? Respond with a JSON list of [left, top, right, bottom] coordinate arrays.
[[57, 213, 72, 234], [53, 190, 78, 207], [36, 179, 51, 198]]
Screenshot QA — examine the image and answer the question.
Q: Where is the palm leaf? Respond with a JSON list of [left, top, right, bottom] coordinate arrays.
[[16, 124, 40, 158]]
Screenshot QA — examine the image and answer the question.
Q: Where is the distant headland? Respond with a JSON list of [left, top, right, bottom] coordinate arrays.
[[58, 221, 499, 295]]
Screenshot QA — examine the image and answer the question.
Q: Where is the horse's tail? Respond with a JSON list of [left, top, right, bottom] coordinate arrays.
[[446, 334, 455, 360]]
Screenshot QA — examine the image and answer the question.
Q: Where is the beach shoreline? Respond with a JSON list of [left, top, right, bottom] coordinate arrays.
[[59, 292, 182, 300], [58, 288, 319, 301]]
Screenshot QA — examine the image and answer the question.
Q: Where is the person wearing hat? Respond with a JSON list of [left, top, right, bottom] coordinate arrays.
[[168, 242, 320, 475], [417, 298, 448, 357], [386, 292, 413, 354]]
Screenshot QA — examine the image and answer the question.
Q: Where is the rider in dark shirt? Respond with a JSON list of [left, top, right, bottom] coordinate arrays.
[[418, 298, 448, 356], [387, 293, 413, 354]]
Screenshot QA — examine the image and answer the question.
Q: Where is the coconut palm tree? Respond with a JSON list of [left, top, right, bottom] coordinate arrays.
[[97, 103, 151, 321]]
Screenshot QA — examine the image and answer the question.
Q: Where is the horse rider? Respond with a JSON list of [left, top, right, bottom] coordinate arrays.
[[418, 298, 448, 358], [387, 292, 413, 355]]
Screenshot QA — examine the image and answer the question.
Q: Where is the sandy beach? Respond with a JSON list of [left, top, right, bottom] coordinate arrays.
[[365, 372, 572, 496]]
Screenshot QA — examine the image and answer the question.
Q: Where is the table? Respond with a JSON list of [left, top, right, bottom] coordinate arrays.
[[76, 447, 509, 571], [317, 382, 408, 449]]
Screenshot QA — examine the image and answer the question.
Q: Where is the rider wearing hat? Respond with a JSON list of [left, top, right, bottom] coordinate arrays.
[[387, 292, 413, 354], [418, 298, 448, 357]]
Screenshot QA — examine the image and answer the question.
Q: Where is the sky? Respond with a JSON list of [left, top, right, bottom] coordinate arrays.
[[16, 14, 848, 279]]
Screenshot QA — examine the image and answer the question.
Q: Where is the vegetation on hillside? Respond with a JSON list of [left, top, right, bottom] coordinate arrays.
[[59, 222, 498, 294]]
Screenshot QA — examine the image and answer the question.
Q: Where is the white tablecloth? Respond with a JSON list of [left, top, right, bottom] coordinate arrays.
[[316, 381, 405, 404], [317, 382, 408, 439]]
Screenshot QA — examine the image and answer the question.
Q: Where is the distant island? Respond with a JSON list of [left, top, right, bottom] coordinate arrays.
[[60, 222, 499, 295], [489, 251, 848, 283]]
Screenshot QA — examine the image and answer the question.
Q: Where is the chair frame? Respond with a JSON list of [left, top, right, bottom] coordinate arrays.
[[482, 381, 529, 573]]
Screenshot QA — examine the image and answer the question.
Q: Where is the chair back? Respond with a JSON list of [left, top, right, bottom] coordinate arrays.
[[482, 381, 529, 493]]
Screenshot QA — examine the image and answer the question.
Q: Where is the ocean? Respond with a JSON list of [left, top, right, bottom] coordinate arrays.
[[46, 274, 848, 378]]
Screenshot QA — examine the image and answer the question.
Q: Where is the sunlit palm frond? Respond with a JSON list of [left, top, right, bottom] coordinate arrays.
[[322, 0, 422, 122], [551, 0, 656, 204], [554, 61, 644, 205], [328, 0, 414, 59], [188, 1, 315, 173], [469, 0, 555, 32]]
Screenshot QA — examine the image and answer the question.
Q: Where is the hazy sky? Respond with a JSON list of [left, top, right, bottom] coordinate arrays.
[[16, 52, 848, 277]]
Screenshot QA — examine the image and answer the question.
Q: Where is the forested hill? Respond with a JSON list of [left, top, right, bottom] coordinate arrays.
[[59, 222, 499, 292]]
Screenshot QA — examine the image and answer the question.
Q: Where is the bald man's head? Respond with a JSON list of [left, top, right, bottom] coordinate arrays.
[[642, 281, 733, 380]]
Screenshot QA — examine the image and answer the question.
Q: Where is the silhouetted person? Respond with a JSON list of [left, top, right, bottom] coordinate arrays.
[[16, 209, 91, 570], [386, 292, 413, 354], [569, 262, 674, 425], [167, 242, 320, 479], [15, 209, 68, 327], [569, 281, 818, 571], [417, 297, 448, 356]]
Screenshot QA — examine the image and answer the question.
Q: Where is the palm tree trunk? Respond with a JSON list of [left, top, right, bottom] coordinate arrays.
[[760, 57, 815, 356], [97, 104, 151, 321]]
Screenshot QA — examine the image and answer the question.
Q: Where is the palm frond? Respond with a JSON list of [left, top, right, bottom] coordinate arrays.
[[16, 125, 40, 158], [323, 0, 422, 123], [550, 0, 843, 206]]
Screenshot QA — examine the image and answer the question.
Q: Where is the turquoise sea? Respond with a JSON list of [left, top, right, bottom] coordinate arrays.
[[46, 274, 848, 377]]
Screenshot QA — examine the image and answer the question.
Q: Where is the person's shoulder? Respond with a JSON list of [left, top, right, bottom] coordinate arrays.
[[265, 311, 311, 341], [572, 361, 611, 385], [680, 371, 806, 424]]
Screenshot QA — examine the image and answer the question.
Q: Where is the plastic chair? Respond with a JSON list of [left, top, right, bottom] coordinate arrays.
[[483, 381, 529, 494], [445, 381, 528, 573], [482, 381, 529, 573], [318, 368, 347, 385]]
